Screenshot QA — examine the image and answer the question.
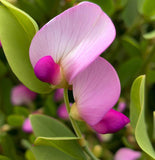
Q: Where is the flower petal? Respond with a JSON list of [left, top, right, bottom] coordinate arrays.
[[72, 57, 121, 125], [114, 148, 141, 160], [22, 118, 33, 133], [11, 84, 37, 106], [30, 2, 116, 84], [91, 109, 130, 134]]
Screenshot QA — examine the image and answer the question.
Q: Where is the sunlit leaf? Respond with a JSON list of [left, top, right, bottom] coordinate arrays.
[[143, 30, 155, 39], [130, 75, 155, 159], [0, 0, 51, 93]]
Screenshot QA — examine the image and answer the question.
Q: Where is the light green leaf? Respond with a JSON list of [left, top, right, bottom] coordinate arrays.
[[7, 114, 24, 127], [138, 0, 155, 20], [143, 30, 155, 39], [0, 155, 10, 160], [35, 137, 86, 160], [30, 114, 75, 137], [130, 75, 155, 159], [30, 114, 87, 160], [0, 0, 51, 93], [31, 146, 77, 160]]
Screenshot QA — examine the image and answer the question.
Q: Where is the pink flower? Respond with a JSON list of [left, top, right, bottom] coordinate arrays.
[[118, 101, 126, 112], [11, 84, 37, 106], [0, 41, 1, 47], [57, 103, 69, 120], [54, 89, 64, 102], [22, 118, 33, 133], [114, 148, 141, 160], [29, 2, 115, 88], [71, 57, 129, 134]]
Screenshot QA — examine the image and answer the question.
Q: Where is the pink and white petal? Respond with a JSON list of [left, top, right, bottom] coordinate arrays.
[[30, 2, 115, 84], [72, 57, 121, 126], [91, 109, 130, 134], [114, 148, 141, 160]]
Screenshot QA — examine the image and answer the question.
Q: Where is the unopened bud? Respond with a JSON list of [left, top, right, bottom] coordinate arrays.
[[93, 145, 102, 158]]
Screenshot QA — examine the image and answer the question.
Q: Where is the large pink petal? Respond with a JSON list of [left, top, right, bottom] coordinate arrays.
[[30, 2, 116, 84], [91, 109, 130, 134], [114, 148, 141, 160], [72, 57, 121, 126]]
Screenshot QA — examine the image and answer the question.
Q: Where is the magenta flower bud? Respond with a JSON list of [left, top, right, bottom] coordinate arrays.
[[34, 56, 62, 85], [91, 109, 130, 134], [22, 118, 33, 133], [0, 41, 2, 47], [54, 88, 64, 102], [114, 148, 141, 160], [57, 103, 70, 120], [11, 84, 37, 106], [118, 101, 126, 112]]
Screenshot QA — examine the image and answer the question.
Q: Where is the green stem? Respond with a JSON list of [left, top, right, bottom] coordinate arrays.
[[63, 88, 99, 160], [64, 88, 82, 137]]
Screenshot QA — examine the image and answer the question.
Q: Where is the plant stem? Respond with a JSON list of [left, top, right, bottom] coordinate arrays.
[[64, 88, 82, 137], [63, 88, 100, 160]]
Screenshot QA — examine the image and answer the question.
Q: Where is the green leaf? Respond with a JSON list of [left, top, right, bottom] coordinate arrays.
[[0, 0, 51, 93], [138, 0, 155, 20], [130, 75, 155, 159], [121, 36, 140, 57], [121, 0, 139, 27], [143, 30, 155, 39], [88, 0, 115, 16], [25, 150, 36, 160], [147, 69, 155, 85], [35, 137, 86, 160], [13, 106, 29, 117], [0, 155, 10, 160], [31, 146, 77, 160], [0, 133, 18, 160], [30, 114, 86, 160], [7, 114, 24, 127], [30, 114, 75, 137], [0, 59, 7, 78], [0, 78, 13, 115], [118, 57, 143, 88]]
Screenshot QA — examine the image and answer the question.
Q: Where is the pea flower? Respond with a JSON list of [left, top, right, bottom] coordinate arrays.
[[114, 148, 141, 160], [22, 118, 33, 133], [57, 103, 69, 120], [11, 84, 37, 106], [71, 57, 130, 134], [54, 88, 64, 102], [117, 100, 126, 112], [29, 2, 116, 88]]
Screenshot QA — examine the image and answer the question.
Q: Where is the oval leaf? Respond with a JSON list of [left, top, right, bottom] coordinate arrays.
[[31, 145, 77, 160], [30, 114, 86, 160], [130, 75, 155, 159], [0, 0, 51, 93], [35, 137, 86, 160]]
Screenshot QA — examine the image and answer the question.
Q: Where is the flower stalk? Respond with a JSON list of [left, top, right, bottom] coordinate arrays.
[[63, 88, 99, 160]]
